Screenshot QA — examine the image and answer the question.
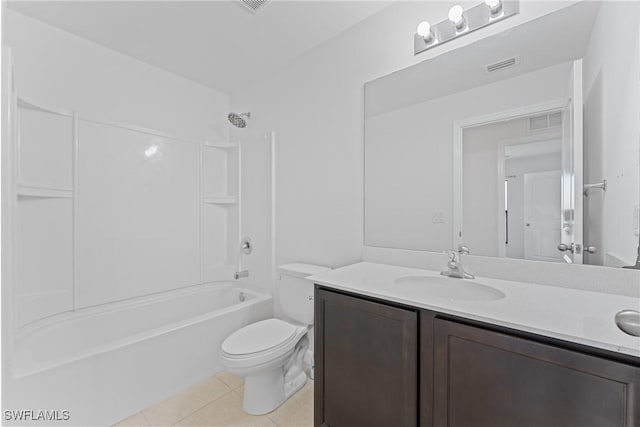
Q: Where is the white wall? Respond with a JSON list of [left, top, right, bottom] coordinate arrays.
[[583, 1, 640, 266], [4, 9, 230, 140], [230, 1, 580, 290], [365, 63, 570, 252]]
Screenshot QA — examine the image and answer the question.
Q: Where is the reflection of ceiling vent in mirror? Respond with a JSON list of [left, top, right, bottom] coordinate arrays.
[[529, 111, 562, 131], [485, 56, 520, 73], [239, 0, 268, 13]]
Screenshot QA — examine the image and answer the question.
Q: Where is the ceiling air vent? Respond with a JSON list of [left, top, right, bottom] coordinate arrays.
[[239, 0, 268, 13], [485, 56, 520, 73], [529, 111, 563, 131]]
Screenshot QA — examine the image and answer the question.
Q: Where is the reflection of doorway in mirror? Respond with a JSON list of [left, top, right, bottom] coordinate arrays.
[[460, 106, 569, 261]]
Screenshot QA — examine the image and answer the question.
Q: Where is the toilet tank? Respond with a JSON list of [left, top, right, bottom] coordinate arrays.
[[278, 263, 331, 326]]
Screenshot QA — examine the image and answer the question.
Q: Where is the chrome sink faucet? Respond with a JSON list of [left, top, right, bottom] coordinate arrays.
[[441, 245, 475, 279]]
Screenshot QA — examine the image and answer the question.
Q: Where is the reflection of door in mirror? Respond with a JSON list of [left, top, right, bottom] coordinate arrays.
[[523, 170, 562, 262], [506, 141, 563, 262]]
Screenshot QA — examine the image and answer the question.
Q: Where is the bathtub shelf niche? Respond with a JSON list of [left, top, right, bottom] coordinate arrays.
[[200, 138, 240, 284], [13, 96, 76, 327]]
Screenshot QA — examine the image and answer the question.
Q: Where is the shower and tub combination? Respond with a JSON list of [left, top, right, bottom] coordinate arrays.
[[8, 284, 271, 425], [2, 66, 274, 426]]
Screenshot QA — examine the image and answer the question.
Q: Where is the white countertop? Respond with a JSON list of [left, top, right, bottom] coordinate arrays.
[[308, 262, 640, 358]]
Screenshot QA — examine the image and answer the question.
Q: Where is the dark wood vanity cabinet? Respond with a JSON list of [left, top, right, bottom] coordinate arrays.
[[315, 287, 640, 427], [314, 288, 418, 427], [433, 318, 640, 427]]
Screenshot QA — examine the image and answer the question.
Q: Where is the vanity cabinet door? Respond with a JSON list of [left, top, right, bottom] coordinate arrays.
[[315, 288, 418, 427], [433, 318, 640, 427]]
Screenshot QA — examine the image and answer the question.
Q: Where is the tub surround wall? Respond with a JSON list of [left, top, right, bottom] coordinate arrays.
[[230, 129, 276, 295]]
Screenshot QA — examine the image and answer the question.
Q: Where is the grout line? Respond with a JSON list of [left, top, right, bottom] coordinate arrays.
[[168, 377, 236, 427], [217, 375, 243, 390]]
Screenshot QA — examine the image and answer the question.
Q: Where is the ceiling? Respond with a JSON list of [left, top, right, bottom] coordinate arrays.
[[6, 0, 394, 94]]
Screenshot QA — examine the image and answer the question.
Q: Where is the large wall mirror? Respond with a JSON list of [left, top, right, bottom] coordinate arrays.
[[364, 1, 640, 268]]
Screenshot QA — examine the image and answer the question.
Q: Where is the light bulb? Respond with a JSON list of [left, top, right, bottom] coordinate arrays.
[[448, 5, 465, 28], [144, 145, 158, 158], [484, 0, 502, 15], [416, 21, 434, 43]]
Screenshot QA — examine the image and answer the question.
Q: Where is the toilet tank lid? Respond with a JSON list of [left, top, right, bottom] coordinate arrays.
[[278, 263, 331, 278]]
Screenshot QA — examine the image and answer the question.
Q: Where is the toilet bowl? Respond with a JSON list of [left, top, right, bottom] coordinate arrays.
[[220, 263, 330, 415]]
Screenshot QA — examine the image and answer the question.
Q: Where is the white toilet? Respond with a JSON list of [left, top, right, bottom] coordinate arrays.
[[220, 263, 330, 415]]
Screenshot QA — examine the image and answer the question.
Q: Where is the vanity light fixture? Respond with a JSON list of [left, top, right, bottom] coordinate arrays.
[[414, 0, 519, 55]]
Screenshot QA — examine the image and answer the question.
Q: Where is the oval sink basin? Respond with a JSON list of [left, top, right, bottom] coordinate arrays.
[[615, 310, 640, 337], [393, 276, 506, 301]]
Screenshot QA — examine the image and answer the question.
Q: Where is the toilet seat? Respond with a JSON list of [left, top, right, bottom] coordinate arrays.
[[222, 319, 298, 356], [221, 319, 307, 370]]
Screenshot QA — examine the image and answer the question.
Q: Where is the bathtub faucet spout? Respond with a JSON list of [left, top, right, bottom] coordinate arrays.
[[235, 270, 249, 280]]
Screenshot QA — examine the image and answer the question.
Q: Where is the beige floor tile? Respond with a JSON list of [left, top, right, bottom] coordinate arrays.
[[266, 381, 313, 426], [232, 385, 245, 400], [115, 374, 313, 427], [113, 411, 150, 427], [275, 398, 313, 427], [143, 376, 232, 426], [175, 392, 275, 427], [216, 372, 243, 390]]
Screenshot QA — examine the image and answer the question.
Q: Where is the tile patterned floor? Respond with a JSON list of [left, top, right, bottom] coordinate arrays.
[[113, 372, 313, 427]]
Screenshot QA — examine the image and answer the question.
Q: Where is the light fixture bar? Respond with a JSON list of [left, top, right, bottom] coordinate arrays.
[[414, 0, 519, 56]]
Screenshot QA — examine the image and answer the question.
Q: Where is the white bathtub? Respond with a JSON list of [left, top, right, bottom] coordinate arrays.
[[5, 282, 272, 426]]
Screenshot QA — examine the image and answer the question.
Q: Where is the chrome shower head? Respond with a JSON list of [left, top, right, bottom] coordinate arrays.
[[227, 112, 251, 128]]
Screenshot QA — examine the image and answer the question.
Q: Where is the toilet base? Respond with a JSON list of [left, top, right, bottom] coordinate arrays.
[[241, 368, 308, 415], [243, 368, 286, 415]]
